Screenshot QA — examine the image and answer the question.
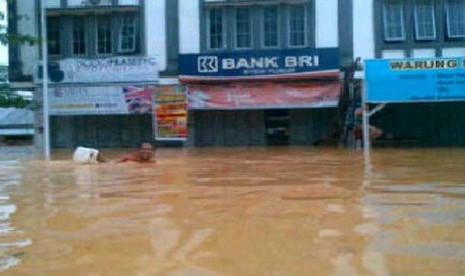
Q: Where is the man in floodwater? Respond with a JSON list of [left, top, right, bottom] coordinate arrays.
[[119, 142, 155, 163]]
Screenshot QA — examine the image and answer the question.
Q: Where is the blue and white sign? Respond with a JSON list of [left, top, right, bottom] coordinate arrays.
[[179, 48, 339, 81], [365, 58, 465, 103]]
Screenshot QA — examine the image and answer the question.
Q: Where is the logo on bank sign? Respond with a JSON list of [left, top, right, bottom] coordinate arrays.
[[198, 56, 218, 73]]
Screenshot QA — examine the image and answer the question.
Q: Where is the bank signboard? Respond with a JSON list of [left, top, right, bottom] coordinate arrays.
[[365, 58, 465, 103], [179, 48, 339, 81], [34, 56, 158, 84]]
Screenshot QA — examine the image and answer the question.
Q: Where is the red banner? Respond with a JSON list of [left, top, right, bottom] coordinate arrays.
[[187, 81, 341, 110]]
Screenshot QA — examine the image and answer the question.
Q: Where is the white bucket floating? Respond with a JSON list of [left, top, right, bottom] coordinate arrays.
[[72, 147, 99, 164]]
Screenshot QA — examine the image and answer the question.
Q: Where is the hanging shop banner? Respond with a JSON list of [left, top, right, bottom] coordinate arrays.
[[179, 48, 340, 81], [187, 81, 341, 110], [154, 86, 188, 140], [365, 58, 465, 103], [47, 85, 154, 115], [34, 56, 158, 84]]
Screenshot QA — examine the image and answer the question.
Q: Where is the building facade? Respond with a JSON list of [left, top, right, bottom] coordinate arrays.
[[354, 0, 465, 147], [179, 0, 344, 147]]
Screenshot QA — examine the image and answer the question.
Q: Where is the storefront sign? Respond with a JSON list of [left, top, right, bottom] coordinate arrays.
[[365, 58, 465, 103], [154, 86, 187, 140], [179, 48, 339, 81], [48, 85, 153, 115], [187, 81, 341, 109], [34, 56, 158, 84]]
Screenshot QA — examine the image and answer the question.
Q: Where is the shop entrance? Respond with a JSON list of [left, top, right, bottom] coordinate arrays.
[[265, 109, 289, 146]]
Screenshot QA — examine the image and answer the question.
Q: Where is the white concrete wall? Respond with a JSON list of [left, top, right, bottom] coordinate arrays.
[[179, 0, 200, 54], [353, 0, 375, 60], [442, 47, 465, 57], [0, 0, 8, 66], [17, 0, 39, 76], [315, 0, 338, 48], [411, 49, 435, 58], [145, 0, 167, 71]]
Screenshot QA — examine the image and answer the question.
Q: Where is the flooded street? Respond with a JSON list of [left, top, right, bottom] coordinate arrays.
[[1, 146, 465, 275]]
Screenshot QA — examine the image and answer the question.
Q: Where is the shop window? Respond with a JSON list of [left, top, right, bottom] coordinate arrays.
[[383, 1, 405, 42], [445, 0, 465, 38], [235, 7, 252, 49], [414, 0, 436, 40], [262, 6, 279, 48]]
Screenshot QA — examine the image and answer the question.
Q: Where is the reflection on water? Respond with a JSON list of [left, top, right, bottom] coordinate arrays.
[[0, 146, 464, 275]]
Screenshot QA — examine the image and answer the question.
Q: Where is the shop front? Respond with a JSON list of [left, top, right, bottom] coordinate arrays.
[[34, 56, 158, 148], [179, 48, 341, 147]]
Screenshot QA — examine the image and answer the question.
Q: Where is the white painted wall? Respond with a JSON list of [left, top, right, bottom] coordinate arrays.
[[381, 50, 405, 59], [411, 49, 436, 58], [17, 0, 38, 76], [315, 0, 338, 48], [353, 0, 375, 60], [442, 48, 465, 57], [0, 0, 8, 66], [145, 0, 167, 71], [46, 0, 60, 8], [179, 0, 200, 54]]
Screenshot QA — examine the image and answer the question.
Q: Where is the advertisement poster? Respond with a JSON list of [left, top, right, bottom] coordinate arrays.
[[187, 81, 341, 109], [154, 86, 187, 140], [365, 58, 465, 103], [48, 85, 154, 115]]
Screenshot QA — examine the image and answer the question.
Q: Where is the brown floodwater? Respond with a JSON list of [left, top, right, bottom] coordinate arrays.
[[1, 145, 465, 275]]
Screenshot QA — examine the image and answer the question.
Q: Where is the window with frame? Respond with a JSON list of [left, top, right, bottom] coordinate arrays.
[[288, 5, 306, 47], [262, 6, 279, 48], [446, 0, 465, 38], [97, 16, 112, 55], [118, 14, 138, 53], [414, 0, 436, 40], [383, 1, 405, 41], [47, 17, 61, 55], [207, 8, 225, 49], [72, 17, 87, 55], [235, 8, 252, 49]]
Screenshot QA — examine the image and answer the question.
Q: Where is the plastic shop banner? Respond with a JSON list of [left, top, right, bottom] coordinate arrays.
[[154, 86, 187, 140], [47, 85, 153, 115], [365, 58, 465, 103], [187, 81, 341, 110], [34, 56, 158, 84]]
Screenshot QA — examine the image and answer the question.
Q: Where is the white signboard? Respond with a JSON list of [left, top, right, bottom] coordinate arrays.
[[48, 85, 154, 115], [35, 56, 158, 84]]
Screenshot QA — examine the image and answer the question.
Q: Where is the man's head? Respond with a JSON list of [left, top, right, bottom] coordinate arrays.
[[137, 142, 154, 162]]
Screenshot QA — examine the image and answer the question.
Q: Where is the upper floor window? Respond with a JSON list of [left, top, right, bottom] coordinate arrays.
[[47, 17, 61, 55], [118, 15, 138, 53], [262, 6, 279, 48], [72, 17, 87, 55], [383, 1, 405, 41], [46, 12, 140, 58], [97, 16, 113, 55], [207, 8, 225, 49], [235, 8, 252, 49], [288, 5, 306, 47], [446, 0, 465, 38], [414, 0, 436, 40]]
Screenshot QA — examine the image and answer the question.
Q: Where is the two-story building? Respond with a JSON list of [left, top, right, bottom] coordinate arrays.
[[354, 0, 465, 147], [178, 0, 346, 147], [9, 0, 179, 150]]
